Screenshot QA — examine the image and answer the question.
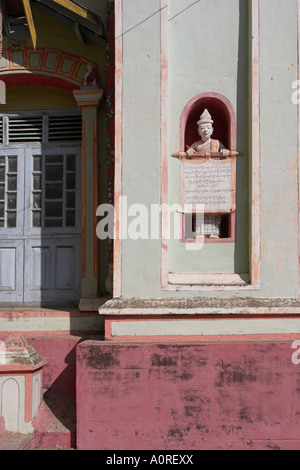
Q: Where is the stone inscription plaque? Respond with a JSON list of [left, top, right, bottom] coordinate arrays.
[[181, 158, 235, 213]]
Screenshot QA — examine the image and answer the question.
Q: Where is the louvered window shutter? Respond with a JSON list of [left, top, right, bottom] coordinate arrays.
[[48, 115, 82, 142], [8, 117, 43, 142], [0, 114, 82, 144]]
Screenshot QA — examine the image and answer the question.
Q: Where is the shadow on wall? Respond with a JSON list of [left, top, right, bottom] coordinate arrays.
[[28, 333, 103, 447], [235, 0, 250, 274]]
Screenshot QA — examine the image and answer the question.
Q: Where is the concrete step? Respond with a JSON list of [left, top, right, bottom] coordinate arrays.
[[0, 432, 35, 450], [31, 389, 76, 450]]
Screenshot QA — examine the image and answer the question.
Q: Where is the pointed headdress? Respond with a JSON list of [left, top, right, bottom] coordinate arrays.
[[197, 109, 213, 126]]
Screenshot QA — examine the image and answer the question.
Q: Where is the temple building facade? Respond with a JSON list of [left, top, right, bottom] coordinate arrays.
[[0, 0, 300, 451]]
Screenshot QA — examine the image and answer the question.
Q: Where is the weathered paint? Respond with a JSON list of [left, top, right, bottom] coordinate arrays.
[[77, 340, 300, 450], [99, 296, 300, 315]]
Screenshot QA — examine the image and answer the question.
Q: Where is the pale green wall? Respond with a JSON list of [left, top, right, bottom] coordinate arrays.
[[259, 0, 299, 297], [122, 0, 162, 297], [121, 0, 300, 299], [168, 0, 249, 275]]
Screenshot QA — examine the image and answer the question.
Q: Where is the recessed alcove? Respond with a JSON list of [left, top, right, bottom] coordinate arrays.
[[180, 93, 236, 244], [183, 212, 235, 243]]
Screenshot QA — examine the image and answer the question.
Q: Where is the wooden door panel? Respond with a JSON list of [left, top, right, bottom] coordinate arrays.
[[0, 138, 82, 305], [0, 241, 23, 303], [55, 246, 76, 290], [28, 244, 52, 291], [24, 238, 81, 303], [23, 146, 82, 304], [54, 240, 81, 296]]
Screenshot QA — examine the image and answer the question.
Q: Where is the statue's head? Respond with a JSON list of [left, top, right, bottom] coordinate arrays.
[[197, 109, 214, 142]]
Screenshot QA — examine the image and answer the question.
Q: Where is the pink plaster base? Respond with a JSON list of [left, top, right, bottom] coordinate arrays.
[[29, 336, 82, 396], [76, 341, 300, 450], [0, 335, 80, 449], [0, 417, 5, 438]]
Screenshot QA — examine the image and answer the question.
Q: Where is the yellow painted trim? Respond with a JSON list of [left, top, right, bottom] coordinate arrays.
[[53, 0, 98, 25], [22, 0, 37, 50]]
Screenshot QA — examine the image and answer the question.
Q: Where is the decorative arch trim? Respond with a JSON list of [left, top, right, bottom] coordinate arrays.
[[0, 47, 94, 89], [0, 73, 80, 91]]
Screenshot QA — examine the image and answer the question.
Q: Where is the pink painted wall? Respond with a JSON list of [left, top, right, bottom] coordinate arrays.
[[29, 336, 81, 396], [76, 340, 300, 450], [0, 335, 83, 396]]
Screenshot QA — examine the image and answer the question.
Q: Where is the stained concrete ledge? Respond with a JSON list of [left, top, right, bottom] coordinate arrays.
[[99, 297, 300, 316]]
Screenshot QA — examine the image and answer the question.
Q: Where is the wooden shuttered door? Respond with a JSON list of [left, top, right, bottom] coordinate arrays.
[[0, 111, 82, 306]]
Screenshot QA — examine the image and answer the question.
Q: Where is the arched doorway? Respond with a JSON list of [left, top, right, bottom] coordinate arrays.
[[0, 56, 85, 305], [0, 41, 107, 307], [0, 106, 82, 305]]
